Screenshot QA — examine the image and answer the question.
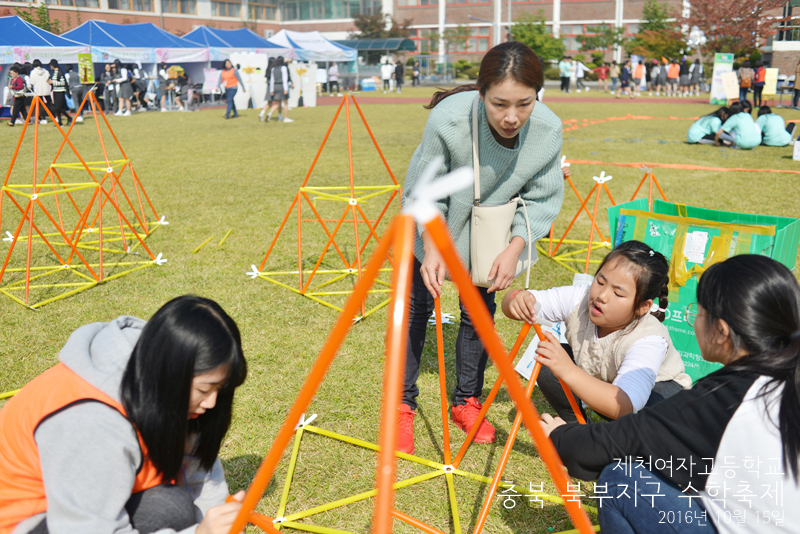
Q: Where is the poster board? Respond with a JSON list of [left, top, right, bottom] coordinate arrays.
[[763, 68, 779, 96], [709, 53, 734, 105], [289, 63, 317, 108], [78, 53, 95, 84], [720, 71, 740, 101]]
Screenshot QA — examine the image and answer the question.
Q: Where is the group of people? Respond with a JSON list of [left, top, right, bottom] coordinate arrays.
[[1, 40, 799, 534], [380, 59, 406, 93], [6, 59, 84, 128], [688, 100, 796, 149]]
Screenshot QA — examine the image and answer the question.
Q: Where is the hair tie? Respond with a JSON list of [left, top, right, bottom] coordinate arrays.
[[649, 250, 655, 257], [657, 307, 667, 312]]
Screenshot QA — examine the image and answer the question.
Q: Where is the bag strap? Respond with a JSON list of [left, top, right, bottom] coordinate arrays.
[[518, 197, 533, 289], [472, 94, 480, 206]]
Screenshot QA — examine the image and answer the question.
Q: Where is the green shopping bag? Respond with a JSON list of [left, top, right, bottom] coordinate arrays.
[[607, 199, 800, 383]]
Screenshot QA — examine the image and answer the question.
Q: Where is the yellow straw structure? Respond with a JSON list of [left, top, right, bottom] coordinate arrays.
[[218, 229, 233, 247], [192, 236, 214, 254], [0, 390, 21, 400]]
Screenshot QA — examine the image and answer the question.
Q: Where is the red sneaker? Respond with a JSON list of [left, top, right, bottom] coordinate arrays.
[[451, 397, 495, 444], [397, 404, 416, 454]]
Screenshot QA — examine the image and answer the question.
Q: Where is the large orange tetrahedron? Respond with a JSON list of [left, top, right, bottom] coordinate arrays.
[[0, 92, 167, 308], [250, 95, 401, 321]]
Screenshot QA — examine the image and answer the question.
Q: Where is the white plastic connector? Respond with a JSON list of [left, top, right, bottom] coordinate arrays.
[[349, 198, 357, 205], [153, 253, 167, 265], [294, 413, 318, 430], [442, 465, 455, 473], [3, 232, 14, 243], [593, 171, 612, 184], [561, 155, 571, 168], [402, 157, 473, 225], [157, 215, 169, 225], [246, 265, 261, 279]]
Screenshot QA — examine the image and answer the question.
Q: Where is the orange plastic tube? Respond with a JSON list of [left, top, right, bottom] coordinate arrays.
[[552, 183, 598, 256], [226, 219, 397, 534], [392, 509, 446, 534], [424, 216, 594, 534], [371, 215, 415, 534], [583, 183, 603, 274]]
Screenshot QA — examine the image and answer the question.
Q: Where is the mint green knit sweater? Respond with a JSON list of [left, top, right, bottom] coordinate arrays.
[[402, 90, 564, 268]]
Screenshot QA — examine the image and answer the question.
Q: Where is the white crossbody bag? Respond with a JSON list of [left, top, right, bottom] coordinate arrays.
[[469, 95, 537, 288]]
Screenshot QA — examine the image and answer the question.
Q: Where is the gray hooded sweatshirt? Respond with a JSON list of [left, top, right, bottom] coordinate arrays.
[[13, 316, 229, 534]]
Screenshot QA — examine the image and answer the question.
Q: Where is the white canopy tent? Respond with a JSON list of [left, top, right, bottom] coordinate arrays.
[[267, 30, 356, 62]]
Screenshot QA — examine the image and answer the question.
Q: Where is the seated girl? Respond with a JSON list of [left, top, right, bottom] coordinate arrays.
[[541, 254, 800, 533], [502, 240, 691, 422], [687, 107, 729, 145], [757, 105, 796, 146], [0, 296, 248, 534], [715, 101, 761, 149]]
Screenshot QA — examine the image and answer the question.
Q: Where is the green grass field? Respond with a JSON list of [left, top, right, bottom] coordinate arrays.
[[1, 91, 799, 533]]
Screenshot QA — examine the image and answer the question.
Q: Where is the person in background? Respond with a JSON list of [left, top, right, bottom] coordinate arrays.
[[592, 61, 609, 92], [7, 66, 28, 127], [655, 58, 668, 96], [218, 59, 244, 119], [715, 101, 761, 149], [394, 59, 405, 94], [131, 63, 150, 111], [632, 60, 644, 97], [689, 58, 703, 97], [328, 62, 341, 96], [687, 107, 729, 145], [609, 60, 620, 94], [575, 58, 589, 92], [666, 58, 679, 97], [794, 59, 800, 110], [112, 59, 133, 117], [412, 61, 421, 86], [29, 59, 51, 124], [265, 56, 292, 123], [737, 60, 754, 104], [157, 62, 169, 112], [381, 59, 394, 93], [616, 59, 633, 99], [678, 57, 691, 97], [757, 105, 795, 146], [259, 57, 276, 121], [558, 55, 570, 93], [65, 65, 84, 122], [48, 59, 72, 128], [174, 67, 191, 112], [752, 60, 766, 107], [101, 63, 117, 115]]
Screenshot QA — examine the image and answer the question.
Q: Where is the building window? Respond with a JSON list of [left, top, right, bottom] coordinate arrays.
[[446, 0, 485, 4], [212, 0, 240, 17], [281, 0, 375, 20], [162, 0, 196, 14], [46, 0, 102, 6], [561, 24, 612, 53], [409, 28, 439, 53], [107, 0, 152, 10], [249, 0, 277, 19]]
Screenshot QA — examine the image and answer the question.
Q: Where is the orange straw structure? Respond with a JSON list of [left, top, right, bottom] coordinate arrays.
[[227, 220, 397, 534], [568, 158, 800, 176], [584, 180, 604, 274], [372, 215, 415, 534], [423, 216, 594, 533], [629, 169, 669, 211], [392, 509, 446, 534]]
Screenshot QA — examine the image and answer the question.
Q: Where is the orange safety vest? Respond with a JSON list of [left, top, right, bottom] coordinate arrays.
[[634, 64, 644, 79], [221, 68, 238, 89], [755, 67, 767, 84], [668, 64, 680, 78], [0, 363, 164, 533]]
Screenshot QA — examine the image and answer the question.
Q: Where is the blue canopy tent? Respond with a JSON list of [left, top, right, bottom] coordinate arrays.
[[1, 16, 89, 111], [182, 26, 293, 61]]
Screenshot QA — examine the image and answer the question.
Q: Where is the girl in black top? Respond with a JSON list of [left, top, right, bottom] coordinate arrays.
[[48, 59, 72, 127]]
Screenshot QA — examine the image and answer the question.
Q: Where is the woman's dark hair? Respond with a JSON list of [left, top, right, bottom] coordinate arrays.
[[696, 255, 800, 481], [9, 66, 19, 74], [708, 106, 729, 120], [223, 59, 233, 69], [595, 240, 670, 323], [758, 105, 772, 117], [265, 57, 276, 80], [742, 99, 752, 114], [426, 41, 543, 109], [729, 101, 743, 115], [743, 60, 751, 69], [756, 60, 763, 68], [121, 295, 247, 481], [114, 59, 122, 69], [32, 59, 42, 68], [276, 56, 285, 67]]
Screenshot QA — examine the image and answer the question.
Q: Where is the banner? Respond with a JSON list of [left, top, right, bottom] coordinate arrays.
[[763, 67, 779, 96], [156, 47, 209, 64], [11, 45, 89, 64], [78, 53, 95, 84], [92, 46, 155, 64], [709, 52, 734, 105]]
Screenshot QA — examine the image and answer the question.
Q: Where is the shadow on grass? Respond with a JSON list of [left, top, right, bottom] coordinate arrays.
[[222, 454, 278, 497]]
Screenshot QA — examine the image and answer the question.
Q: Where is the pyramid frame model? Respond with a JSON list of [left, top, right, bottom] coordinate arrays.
[[249, 94, 401, 321], [0, 92, 167, 308], [227, 165, 596, 534]]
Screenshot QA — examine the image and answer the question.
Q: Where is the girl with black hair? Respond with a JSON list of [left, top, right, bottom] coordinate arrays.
[[503, 240, 691, 422], [687, 106, 729, 145], [541, 254, 800, 533], [112, 59, 133, 116], [258, 57, 276, 122], [756, 105, 795, 146], [399, 41, 564, 455], [0, 296, 248, 534], [715, 101, 761, 149], [265, 57, 292, 123], [48, 59, 72, 128]]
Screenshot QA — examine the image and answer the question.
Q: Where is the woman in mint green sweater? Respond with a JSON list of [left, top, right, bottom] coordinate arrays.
[[398, 41, 564, 455]]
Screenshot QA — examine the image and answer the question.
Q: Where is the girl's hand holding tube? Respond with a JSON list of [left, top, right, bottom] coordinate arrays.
[[535, 331, 577, 380]]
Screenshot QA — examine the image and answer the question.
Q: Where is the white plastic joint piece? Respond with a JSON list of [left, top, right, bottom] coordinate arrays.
[[593, 171, 612, 184], [349, 198, 357, 205], [126, 246, 131, 253], [294, 413, 318, 430], [560, 155, 571, 167], [352, 316, 363, 323], [3, 231, 14, 243], [640, 165, 652, 174], [602, 241, 610, 246], [30, 194, 37, 200], [158, 215, 170, 225], [106, 167, 114, 174], [273, 517, 287, 524], [86, 227, 94, 233], [246, 265, 261, 279], [442, 464, 455, 473], [402, 157, 473, 225], [153, 253, 167, 265], [62, 264, 70, 269]]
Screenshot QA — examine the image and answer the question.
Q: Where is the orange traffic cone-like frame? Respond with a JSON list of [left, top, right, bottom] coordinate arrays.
[[0, 92, 167, 308], [250, 95, 401, 321], [228, 211, 597, 534]]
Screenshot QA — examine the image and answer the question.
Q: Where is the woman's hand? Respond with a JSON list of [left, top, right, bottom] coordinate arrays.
[[503, 290, 537, 323], [535, 331, 576, 380], [539, 413, 567, 437], [420, 230, 446, 298], [197, 491, 246, 534], [486, 236, 526, 293]]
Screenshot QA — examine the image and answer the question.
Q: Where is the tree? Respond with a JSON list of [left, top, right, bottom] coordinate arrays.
[[679, 0, 788, 56], [510, 11, 565, 62], [639, 0, 672, 32], [350, 11, 411, 39], [441, 24, 471, 54], [16, 4, 62, 35], [625, 1, 684, 59], [578, 24, 627, 55]]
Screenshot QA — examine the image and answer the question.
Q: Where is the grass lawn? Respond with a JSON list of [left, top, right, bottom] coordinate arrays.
[[1, 93, 799, 533]]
